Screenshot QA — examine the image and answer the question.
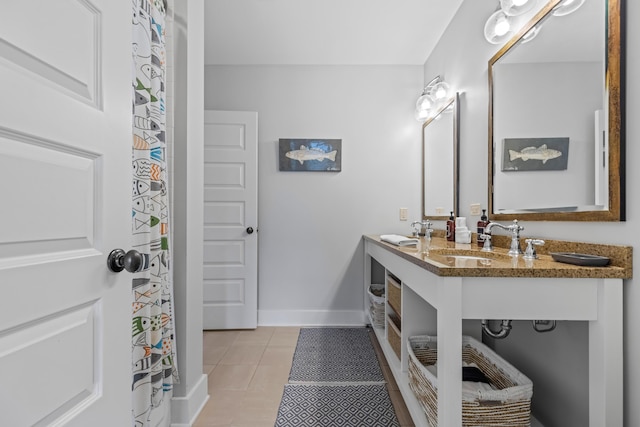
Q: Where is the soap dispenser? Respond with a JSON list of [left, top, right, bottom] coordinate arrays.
[[477, 209, 489, 247], [446, 211, 455, 242]]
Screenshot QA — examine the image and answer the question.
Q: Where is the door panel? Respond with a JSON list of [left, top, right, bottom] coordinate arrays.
[[0, 130, 96, 261], [0, 1, 131, 425], [0, 0, 101, 106], [203, 111, 258, 330], [0, 303, 98, 427]]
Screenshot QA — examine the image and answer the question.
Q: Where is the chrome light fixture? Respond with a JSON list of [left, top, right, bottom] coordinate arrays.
[[500, 0, 535, 16], [552, 0, 585, 16], [521, 25, 541, 43], [414, 76, 451, 122], [484, 9, 514, 44], [484, 0, 539, 44]]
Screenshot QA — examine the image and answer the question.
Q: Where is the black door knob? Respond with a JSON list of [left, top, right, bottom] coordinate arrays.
[[246, 227, 254, 234], [107, 249, 144, 273]]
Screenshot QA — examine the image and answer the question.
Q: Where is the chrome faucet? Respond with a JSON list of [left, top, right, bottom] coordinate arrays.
[[482, 220, 524, 256], [523, 239, 545, 260], [411, 220, 433, 240]]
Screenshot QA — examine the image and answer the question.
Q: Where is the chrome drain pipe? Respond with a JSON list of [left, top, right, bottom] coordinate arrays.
[[481, 319, 512, 339]]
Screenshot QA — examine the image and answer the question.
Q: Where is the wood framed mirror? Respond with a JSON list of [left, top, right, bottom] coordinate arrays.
[[422, 93, 459, 220], [488, 0, 624, 221]]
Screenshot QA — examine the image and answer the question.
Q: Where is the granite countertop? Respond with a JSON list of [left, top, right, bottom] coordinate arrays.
[[364, 235, 632, 279]]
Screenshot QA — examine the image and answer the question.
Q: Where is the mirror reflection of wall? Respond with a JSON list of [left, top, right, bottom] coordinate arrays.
[[423, 94, 458, 219]]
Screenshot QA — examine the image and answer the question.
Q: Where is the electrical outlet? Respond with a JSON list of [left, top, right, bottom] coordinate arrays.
[[399, 208, 408, 221], [470, 203, 482, 216]]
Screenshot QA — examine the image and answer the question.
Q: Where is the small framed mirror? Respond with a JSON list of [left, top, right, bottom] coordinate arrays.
[[488, 0, 624, 221], [423, 93, 459, 220]]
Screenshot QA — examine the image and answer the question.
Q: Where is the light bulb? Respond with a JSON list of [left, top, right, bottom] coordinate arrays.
[[521, 25, 540, 43], [494, 14, 510, 36], [416, 94, 432, 111], [414, 108, 429, 122], [552, 0, 584, 16], [500, 0, 535, 17], [429, 81, 450, 101]]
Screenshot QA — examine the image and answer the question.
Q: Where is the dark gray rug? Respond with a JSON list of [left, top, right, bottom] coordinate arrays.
[[274, 384, 400, 427], [288, 327, 384, 383]]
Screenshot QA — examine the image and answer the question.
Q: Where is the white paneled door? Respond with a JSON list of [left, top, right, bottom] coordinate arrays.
[[203, 111, 258, 330], [0, 1, 132, 425]]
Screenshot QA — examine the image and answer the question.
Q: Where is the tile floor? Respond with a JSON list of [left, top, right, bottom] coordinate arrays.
[[194, 326, 415, 427]]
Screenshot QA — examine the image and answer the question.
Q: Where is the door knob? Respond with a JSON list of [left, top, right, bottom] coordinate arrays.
[[107, 249, 144, 273], [246, 227, 254, 234]]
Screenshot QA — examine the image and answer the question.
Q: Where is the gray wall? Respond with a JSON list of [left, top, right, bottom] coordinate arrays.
[[204, 65, 423, 325], [424, 1, 638, 426]]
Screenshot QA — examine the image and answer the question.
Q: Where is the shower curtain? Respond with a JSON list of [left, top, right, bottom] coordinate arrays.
[[132, 0, 178, 425]]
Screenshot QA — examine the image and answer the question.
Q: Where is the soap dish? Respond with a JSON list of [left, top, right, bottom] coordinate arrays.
[[550, 252, 610, 267]]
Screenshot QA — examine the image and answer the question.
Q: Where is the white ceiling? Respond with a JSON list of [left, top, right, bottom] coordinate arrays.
[[204, 0, 464, 66]]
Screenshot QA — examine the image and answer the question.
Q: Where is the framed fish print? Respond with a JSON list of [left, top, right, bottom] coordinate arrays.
[[501, 137, 569, 172], [279, 138, 342, 172]]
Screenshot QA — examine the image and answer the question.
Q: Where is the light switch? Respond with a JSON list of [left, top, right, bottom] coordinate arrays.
[[399, 208, 408, 221]]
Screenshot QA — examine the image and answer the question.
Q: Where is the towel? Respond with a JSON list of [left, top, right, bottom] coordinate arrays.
[[380, 234, 419, 246], [425, 362, 498, 398]]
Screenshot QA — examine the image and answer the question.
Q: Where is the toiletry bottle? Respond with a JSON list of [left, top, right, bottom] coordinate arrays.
[[417, 228, 427, 255], [446, 211, 455, 242], [477, 209, 489, 247]]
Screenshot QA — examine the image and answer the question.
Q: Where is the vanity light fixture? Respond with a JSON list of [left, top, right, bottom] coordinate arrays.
[[414, 76, 451, 122], [484, 9, 514, 44], [521, 25, 541, 43], [552, 0, 585, 16], [499, 0, 535, 16], [484, 0, 540, 44]]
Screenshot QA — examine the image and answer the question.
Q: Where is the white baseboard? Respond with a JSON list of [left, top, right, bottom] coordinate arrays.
[[170, 373, 209, 427], [259, 309, 367, 326]]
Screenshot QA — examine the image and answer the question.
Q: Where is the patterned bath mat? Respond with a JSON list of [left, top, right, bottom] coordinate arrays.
[[288, 327, 384, 383], [274, 384, 400, 427]]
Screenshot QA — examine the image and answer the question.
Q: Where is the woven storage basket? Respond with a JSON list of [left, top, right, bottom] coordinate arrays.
[[367, 284, 385, 328], [407, 335, 533, 427], [386, 313, 402, 359], [387, 275, 402, 316]]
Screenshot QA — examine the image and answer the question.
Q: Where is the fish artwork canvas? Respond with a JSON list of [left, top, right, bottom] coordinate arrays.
[[501, 137, 569, 171], [279, 138, 342, 171]]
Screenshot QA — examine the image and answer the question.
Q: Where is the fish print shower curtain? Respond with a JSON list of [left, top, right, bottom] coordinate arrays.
[[132, 0, 178, 425]]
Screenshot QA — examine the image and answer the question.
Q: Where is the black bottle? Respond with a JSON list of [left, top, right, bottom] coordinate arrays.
[[446, 211, 455, 242], [477, 209, 489, 247]]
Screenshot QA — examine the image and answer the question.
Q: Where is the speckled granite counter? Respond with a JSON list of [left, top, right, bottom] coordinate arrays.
[[363, 235, 632, 279]]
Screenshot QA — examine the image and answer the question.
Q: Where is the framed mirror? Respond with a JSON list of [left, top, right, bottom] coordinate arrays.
[[422, 93, 459, 220], [488, 0, 624, 221]]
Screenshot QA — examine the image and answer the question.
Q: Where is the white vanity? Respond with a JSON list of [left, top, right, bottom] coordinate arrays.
[[363, 235, 632, 427]]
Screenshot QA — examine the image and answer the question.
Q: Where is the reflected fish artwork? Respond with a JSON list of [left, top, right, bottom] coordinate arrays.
[[502, 137, 569, 171], [508, 144, 562, 164], [279, 138, 342, 172]]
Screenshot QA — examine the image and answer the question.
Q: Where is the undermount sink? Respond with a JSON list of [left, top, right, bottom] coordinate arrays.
[[444, 255, 493, 261], [427, 248, 512, 262]]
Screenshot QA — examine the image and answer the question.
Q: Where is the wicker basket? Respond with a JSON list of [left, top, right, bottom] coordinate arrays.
[[367, 284, 385, 328], [386, 313, 402, 359], [387, 275, 401, 316], [407, 335, 533, 427]]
